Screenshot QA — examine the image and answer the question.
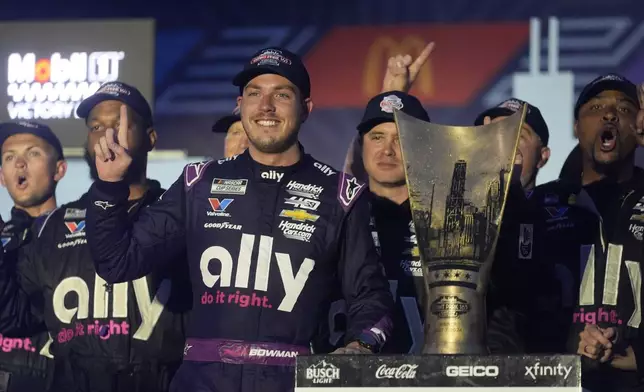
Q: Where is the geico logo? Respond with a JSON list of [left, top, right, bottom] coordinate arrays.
[[200, 233, 315, 312], [445, 365, 499, 377], [52, 273, 171, 341], [284, 196, 320, 211]]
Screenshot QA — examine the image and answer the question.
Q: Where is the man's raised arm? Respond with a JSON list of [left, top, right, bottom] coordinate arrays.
[[85, 104, 186, 283]]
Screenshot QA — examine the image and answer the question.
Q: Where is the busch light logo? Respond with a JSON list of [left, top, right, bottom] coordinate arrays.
[[305, 360, 340, 384]]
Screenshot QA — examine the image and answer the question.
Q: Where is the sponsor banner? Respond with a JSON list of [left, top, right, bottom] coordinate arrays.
[[305, 24, 529, 108], [296, 355, 580, 389], [0, 20, 154, 149]]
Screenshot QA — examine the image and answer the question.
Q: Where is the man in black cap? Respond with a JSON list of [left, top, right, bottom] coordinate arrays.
[[0, 82, 190, 392], [0, 121, 66, 391], [353, 91, 429, 354], [474, 98, 551, 192], [320, 91, 525, 355], [475, 98, 597, 357], [492, 75, 644, 391], [564, 74, 644, 392], [83, 47, 393, 392], [211, 106, 248, 158]]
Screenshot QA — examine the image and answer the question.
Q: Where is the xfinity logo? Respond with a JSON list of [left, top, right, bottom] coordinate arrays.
[[524, 363, 572, 380], [446, 366, 499, 378], [314, 162, 335, 177], [261, 170, 284, 182]]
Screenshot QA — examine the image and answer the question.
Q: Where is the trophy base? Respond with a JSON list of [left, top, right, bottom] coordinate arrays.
[[296, 354, 581, 390], [422, 342, 488, 355]]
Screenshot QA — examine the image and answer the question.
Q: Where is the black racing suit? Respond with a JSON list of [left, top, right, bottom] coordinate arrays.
[[501, 171, 644, 391], [85, 150, 394, 392], [0, 208, 53, 392], [316, 192, 524, 355], [0, 181, 190, 392]]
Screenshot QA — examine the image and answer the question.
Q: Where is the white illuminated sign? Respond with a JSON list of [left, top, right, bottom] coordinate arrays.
[[6, 51, 125, 120]]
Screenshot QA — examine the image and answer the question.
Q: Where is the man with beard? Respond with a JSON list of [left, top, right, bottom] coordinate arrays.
[[84, 47, 393, 392], [212, 106, 249, 158], [0, 121, 67, 391], [0, 82, 190, 392]]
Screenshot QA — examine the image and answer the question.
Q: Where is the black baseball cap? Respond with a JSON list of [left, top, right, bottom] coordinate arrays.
[[0, 121, 64, 160], [76, 81, 153, 127], [212, 107, 242, 134], [357, 91, 430, 134], [574, 73, 640, 119], [232, 47, 311, 98], [474, 98, 549, 146]]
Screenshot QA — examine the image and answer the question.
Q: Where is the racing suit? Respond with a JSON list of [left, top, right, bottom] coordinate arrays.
[[0, 181, 190, 392], [0, 208, 53, 392], [500, 170, 644, 391], [85, 149, 394, 392]]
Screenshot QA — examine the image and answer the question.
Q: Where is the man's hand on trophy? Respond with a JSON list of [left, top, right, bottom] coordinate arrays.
[[577, 324, 616, 363], [330, 341, 372, 355], [380, 42, 435, 93], [631, 83, 644, 145]]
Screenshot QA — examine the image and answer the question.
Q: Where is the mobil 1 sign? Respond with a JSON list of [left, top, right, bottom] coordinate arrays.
[[0, 19, 154, 149], [296, 355, 581, 391]]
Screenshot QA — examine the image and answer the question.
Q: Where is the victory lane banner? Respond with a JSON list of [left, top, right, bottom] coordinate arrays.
[[295, 355, 581, 390]]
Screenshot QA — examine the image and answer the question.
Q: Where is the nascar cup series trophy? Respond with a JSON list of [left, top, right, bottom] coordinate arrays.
[[394, 107, 525, 355]]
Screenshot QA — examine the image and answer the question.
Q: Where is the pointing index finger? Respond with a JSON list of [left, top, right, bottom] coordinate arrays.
[[409, 42, 435, 75], [117, 104, 129, 150]]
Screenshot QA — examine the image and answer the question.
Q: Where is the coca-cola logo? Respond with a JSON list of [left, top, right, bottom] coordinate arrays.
[[375, 364, 418, 379]]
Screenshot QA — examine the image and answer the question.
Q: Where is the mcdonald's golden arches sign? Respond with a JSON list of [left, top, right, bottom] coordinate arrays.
[[305, 24, 529, 108]]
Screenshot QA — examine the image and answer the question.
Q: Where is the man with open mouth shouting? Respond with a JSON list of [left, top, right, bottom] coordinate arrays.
[[571, 74, 644, 392], [0, 121, 67, 391]]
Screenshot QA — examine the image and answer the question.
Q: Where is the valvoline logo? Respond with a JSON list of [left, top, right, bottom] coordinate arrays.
[[65, 221, 85, 234], [209, 198, 233, 212]]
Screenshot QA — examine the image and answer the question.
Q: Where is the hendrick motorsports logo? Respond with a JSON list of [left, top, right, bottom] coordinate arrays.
[[305, 360, 340, 384]]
